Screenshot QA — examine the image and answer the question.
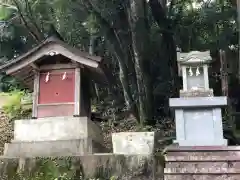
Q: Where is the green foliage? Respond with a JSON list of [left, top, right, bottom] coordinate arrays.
[[0, 0, 238, 125], [84, 14, 99, 35], [1, 90, 31, 120], [0, 5, 14, 20], [6, 158, 121, 180]]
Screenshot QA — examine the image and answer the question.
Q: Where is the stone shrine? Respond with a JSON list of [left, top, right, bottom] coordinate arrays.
[[169, 50, 227, 146], [0, 37, 108, 157]]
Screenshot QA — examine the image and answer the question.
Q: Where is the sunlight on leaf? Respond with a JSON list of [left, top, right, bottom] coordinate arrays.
[[0, 5, 14, 20]]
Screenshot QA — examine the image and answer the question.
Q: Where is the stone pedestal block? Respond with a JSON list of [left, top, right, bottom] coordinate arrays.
[[14, 116, 103, 144], [4, 116, 106, 157], [164, 146, 240, 180], [179, 89, 213, 97], [112, 132, 157, 155], [169, 97, 227, 146], [4, 138, 107, 157]]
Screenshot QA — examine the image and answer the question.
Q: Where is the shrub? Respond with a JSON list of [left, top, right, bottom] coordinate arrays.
[[1, 90, 32, 120]]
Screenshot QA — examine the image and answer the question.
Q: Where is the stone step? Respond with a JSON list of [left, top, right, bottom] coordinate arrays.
[[164, 146, 240, 180], [165, 154, 240, 161], [165, 161, 240, 169], [165, 146, 240, 161], [164, 175, 240, 180], [166, 151, 240, 157], [164, 167, 240, 174], [4, 138, 107, 157], [166, 146, 240, 153]]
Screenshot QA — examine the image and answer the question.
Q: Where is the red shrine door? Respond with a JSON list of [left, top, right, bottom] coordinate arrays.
[[37, 69, 75, 118]]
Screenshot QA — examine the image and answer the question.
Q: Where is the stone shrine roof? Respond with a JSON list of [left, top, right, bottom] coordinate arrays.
[[178, 50, 212, 65]]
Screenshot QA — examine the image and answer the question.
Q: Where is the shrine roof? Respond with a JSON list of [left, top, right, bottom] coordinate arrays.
[[0, 36, 110, 88], [0, 36, 102, 72], [178, 50, 212, 65]]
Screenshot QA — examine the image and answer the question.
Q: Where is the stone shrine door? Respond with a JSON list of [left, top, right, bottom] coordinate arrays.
[[186, 67, 205, 90], [184, 109, 215, 143]]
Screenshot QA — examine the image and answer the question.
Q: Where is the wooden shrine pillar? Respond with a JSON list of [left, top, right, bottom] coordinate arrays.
[[32, 70, 39, 118], [74, 67, 81, 116]]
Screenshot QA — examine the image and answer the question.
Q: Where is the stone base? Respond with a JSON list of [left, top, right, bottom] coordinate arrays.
[[14, 116, 103, 144], [164, 146, 240, 180], [4, 138, 108, 157], [169, 97, 227, 146], [112, 132, 157, 155], [180, 89, 214, 97], [173, 139, 228, 146]]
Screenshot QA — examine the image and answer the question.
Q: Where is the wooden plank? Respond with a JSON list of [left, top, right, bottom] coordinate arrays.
[[22, 73, 35, 82], [74, 68, 81, 116], [30, 63, 39, 71], [39, 63, 78, 70], [37, 102, 74, 106], [11, 66, 32, 76], [32, 71, 39, 118]]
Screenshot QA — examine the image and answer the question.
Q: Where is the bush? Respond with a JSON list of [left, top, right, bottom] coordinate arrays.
[[1, 90, 32, 120]]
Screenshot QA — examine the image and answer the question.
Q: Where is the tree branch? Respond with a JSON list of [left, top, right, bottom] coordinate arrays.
[[23, 0, 42, 37], [12, 0, 41, 42], [149, 0, 168, 27]]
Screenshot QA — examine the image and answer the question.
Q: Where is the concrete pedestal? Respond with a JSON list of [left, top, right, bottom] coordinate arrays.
[[164, 146, 240, 180], [169, 97, 228, 146], [4, 116, 107, 157], [4, 138, 107, 157], [13, 116, 103, 142]]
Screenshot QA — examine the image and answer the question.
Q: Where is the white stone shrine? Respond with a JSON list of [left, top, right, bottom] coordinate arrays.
[[170, 50, 228, 146]]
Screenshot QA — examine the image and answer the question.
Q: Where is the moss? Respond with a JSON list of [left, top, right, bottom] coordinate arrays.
[[0, 155, 164, 180]]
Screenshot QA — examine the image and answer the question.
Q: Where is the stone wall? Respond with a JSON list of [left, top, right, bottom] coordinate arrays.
[[0, 154, 164, 180], [164, 146, 240, 180]]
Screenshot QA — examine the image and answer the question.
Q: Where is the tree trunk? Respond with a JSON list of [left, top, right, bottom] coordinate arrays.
[[149, 0, 179, 98], [238, 0, 240, 81], [81, 1, 140, 121], [89, 35, 100, 101], [128, 0, 153, 125], [220, 50, 228, 96], [163, 33, 179, 97]]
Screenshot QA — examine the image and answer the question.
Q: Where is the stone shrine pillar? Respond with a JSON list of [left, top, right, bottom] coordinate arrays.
[[169, 50, 227, 146], [164, 51, 240, 180]]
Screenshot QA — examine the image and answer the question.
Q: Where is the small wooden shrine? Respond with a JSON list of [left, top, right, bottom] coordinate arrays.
[[0, 37, 107, 118]]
